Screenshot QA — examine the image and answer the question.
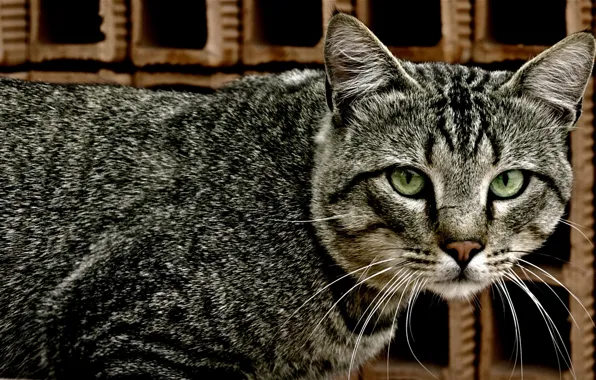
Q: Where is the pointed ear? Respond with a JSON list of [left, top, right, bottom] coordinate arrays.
[[324, 13, 420, 111], [500, 32, 595, 124]]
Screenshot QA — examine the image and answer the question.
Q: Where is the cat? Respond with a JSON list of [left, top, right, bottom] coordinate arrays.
[[0, 12, 593, 380]]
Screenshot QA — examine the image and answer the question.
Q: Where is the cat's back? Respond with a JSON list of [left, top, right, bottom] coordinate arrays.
[[0, 71, 328, 377]]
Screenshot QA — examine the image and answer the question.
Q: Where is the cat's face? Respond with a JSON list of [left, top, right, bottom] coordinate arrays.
[[313, 14, 594, 300]]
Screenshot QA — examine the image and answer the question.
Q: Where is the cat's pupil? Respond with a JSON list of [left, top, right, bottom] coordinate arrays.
[[502, 173, 509, 186], [405, 171, 413, 184]]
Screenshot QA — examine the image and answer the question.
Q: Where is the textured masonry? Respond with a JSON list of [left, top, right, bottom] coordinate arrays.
[[567, 78, 595, 380], [355, 0, 472, 63], [131, 0, 240, 67], [473, 0, 592, 62], [0, 0, 27, 65], [28, 70, 132, 86], [242, 0, 353, 65], [29, 0, 127, 62], [133, 72, 240, 91], [0, 71, 27, 80]]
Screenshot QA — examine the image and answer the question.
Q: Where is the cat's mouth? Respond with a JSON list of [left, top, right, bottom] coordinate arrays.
[[435, 275, 482, 285], [427, 276, 489, 300]]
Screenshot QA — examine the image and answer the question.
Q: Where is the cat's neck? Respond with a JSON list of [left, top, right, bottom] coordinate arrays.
[[318, 247, 409, 336]]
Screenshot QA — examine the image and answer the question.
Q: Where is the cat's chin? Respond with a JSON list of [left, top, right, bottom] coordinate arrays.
[[425, 280, 490, 301]]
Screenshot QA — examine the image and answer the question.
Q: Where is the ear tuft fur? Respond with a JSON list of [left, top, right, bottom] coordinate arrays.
[[324, 13, 419, 110], [501, 31, 595, 123]]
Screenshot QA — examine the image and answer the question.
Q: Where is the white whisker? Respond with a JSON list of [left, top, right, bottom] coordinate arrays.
[[558, 218, 589, 230], [352, 268, 407, 334], [348, 271, 416, 379], [283, 257, 398, 332], [386, 273, 417, 380], [271, 213, 365, 224], [306, 266, 394, 344], [405, 278, 437, 380], [517, 258, 595, 328], [516, 264, 579, 330], [495, 279, 523, 379], [504, 272, 573, 379], [557, 219, 594, 248]]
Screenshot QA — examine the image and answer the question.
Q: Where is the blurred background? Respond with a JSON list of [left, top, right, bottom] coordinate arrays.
[[0, 1, 593, 379]]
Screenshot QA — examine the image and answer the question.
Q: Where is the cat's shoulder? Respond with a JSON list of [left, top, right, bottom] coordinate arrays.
[[217, 69, 325, 98]]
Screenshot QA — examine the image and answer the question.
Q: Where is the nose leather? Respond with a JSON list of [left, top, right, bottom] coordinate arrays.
[[444, 241, 483, 268]]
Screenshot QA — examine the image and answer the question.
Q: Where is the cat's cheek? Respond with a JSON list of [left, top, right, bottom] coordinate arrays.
[[433, 253, 461, 280], [464, 253, 491, 282]]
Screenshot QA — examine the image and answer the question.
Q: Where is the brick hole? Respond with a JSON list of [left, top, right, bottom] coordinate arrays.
[[489, 0, 566, 45], [254, 0, 323, 47], [140, 1, 208, 49], [365, 0, 442, 47], [388, 292, 449, 366], [39, 0, 105, 44], [492, 282, 571, 371]]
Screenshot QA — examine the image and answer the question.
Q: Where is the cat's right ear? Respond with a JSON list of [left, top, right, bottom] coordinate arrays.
[[324, 13, 420, 112], [499, 31, 596, 126]]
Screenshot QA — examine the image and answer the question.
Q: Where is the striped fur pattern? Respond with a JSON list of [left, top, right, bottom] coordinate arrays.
[[0, 12, 594, 380], [315, 14, 594, 303]]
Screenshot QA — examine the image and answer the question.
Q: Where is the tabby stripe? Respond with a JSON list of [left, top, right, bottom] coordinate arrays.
[[465, 68, 478, 85], [534, 173, 566, 204], [433, 98, 455, 151], [472, 71, 492, 91], [475, 97, 501, 164], [425, 132, 435, 165], [485, 128, 502, 165], [449, 85, 473, 153], [327, 169, 385, 205], [472, 128, 484, 156]]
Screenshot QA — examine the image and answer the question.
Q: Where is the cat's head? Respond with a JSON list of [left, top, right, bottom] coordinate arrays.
[[312, 13, 595, 300]]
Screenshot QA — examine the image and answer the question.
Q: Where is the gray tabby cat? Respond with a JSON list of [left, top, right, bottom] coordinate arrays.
[[0, 12, 593, 380]]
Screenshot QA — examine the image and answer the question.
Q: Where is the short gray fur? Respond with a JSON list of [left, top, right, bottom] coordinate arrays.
[[0, 13, 594, 380]]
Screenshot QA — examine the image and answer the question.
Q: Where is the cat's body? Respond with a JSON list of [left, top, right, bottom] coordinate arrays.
[[0, 71, 392, 379], [1, 13, 595, 380]]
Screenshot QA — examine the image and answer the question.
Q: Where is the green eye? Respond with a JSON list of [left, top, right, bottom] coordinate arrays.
[[390, 168, 426, 197], [490, 169, 525, 199]]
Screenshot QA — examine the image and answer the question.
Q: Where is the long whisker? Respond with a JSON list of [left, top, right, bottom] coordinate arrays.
[[355, 254, 382, 291], [348, 271, 416, 379], [351, 268, 408, 334], [492, 278, 528, 378], [495, 278, 522, 379], [504, 272, 573, 378], [405, 278, 437, 379], [559, 217, 589, 230], [517, 257, 595, 328], [371, 270, 418, 333], [271, 213, 366, 223], [516, 264, 579, 330], [515, 252, 596, 278], [557, 220, 594, 248], [386, 272, 419, 380], [558, 217, 589, 230], [508, 271, 566, 380], [306, 266, 395, 343], [283, 257, 398, 332]]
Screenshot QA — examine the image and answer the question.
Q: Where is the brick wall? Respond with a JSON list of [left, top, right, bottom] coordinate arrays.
[[0, 1, 594, 380]]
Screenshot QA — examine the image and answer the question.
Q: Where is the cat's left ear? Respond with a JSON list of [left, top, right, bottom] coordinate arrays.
[[500, 31, 595, 125], [324, 13, 420, 112]]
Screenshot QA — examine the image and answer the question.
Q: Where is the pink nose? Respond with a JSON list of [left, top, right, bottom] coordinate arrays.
[[444, 241, 483, 266]]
